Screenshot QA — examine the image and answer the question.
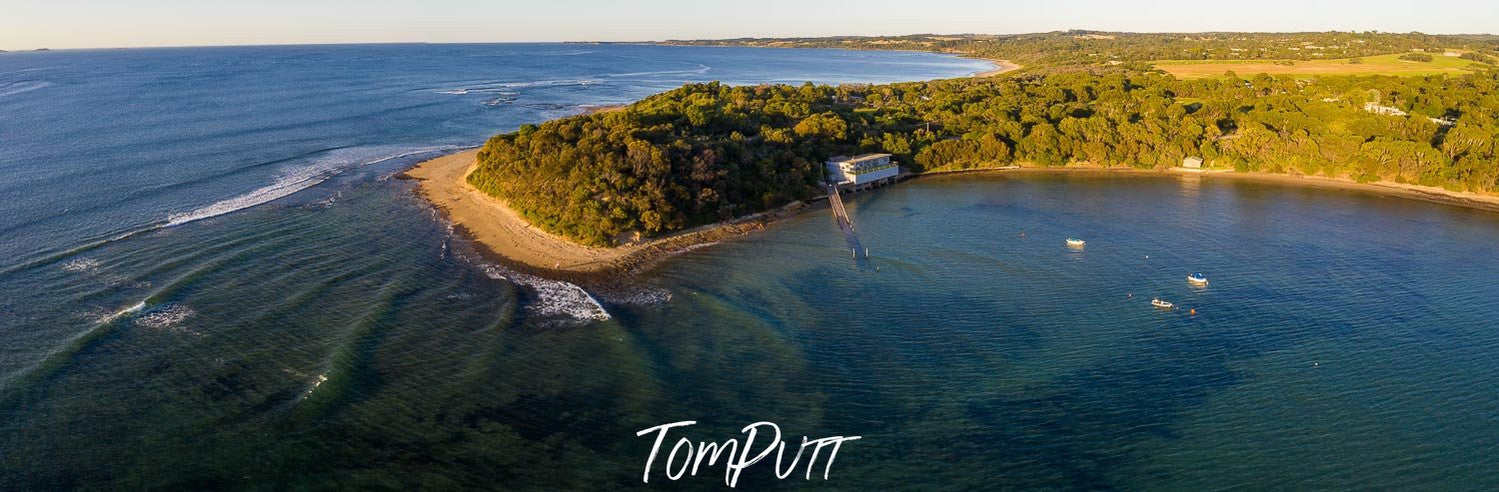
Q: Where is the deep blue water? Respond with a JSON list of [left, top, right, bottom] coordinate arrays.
[[2, 44, 1497, 489]]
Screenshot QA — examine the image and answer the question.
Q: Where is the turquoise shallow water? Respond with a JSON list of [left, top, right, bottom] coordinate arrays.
[[3, 45, 1499, 489]]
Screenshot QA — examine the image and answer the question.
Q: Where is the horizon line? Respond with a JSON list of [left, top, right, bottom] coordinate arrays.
[[4, 29, 1496, 53]]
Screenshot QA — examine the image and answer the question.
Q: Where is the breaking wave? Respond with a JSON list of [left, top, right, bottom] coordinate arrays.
[[439, 220, 609, 325], [301, 374, 329, 400], [435, 79, 598, 95], [673, 241, 719, 254], [60, 257, 101, 273], [0, 227, 157, 277], [475, 262, 610, 326], [0, 299, 148, 400], [134, 303, 196, 331], [166, 145, 458, 227], [97, 301, 147, 325], [0, 81, 52, 98], [601, 64, 711, 78], [600, 287, 673, 308]]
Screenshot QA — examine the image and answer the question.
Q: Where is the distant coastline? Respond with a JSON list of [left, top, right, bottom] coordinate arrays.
[[407, 149, 1499, 276], [974, 59, 1021, 77], [622, 40, 1014, 78], [401, 42, 1495, 275]]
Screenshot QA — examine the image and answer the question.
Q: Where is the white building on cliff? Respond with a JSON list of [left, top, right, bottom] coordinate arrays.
[[826, 154, 899, 187]]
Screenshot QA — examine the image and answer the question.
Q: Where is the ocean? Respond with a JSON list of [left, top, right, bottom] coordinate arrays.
[[2, 44, 1496, 488]]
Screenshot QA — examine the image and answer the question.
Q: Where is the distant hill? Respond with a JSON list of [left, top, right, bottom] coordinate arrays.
[[653, 31, 1499, 70]]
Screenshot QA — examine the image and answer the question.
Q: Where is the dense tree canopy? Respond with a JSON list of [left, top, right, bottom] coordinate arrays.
[[469, 83, 845, 246], [473, 33, 1499, 247]]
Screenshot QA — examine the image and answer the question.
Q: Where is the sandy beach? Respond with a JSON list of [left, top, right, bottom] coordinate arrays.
[[916, 164, 1499, 213], [403, 149, 803, 276], [974, 59, 1021, 77], [1194, 171, 1499, 213], [404, 149, 638, 273]]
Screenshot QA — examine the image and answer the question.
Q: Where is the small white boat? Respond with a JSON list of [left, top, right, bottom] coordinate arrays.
[[1151, 298, 1174, 309], [1066, 238, 1086, 248], [1187, 273, 1209, 285]]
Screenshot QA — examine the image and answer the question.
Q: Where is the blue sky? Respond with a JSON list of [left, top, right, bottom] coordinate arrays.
[[4, 0, 1497, 50]]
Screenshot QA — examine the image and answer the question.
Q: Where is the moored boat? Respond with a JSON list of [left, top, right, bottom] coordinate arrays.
[[1066, 238, 1086, 247], [1187, 273, 1209, 285], [1151, 298, 1174, 309]]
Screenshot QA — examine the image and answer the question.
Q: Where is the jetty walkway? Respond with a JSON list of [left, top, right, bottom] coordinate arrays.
[[826, 184, 865, 257]]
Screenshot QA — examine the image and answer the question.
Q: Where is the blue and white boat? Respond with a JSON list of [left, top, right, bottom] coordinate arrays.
[[1187, 273, 1209, 285]]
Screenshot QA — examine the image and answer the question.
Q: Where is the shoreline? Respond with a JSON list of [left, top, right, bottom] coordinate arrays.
[[402, 149, 809, 278], [408, 150, 1499, 277], [911, 164, 1499, 213], [1191, 170, 1499, 213], [638, 42, 1019, 80], [973, 59, 1021, 77]]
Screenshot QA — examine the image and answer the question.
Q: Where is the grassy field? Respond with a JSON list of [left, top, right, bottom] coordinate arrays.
[[1154, 53, 1488, 79]]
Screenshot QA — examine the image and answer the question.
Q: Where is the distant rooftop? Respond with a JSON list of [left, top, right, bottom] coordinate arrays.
[[829, 153, 892, 164]]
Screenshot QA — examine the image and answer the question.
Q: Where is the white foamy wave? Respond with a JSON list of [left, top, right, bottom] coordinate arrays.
[[166, 145, 458, 227], [477, 263, 610, 325], [302, 374, 328, 400], [436, 79, 597, 95], [0, 81, 52, 98], [93, 301, 146, 325], [62, 258, 146, 289], [674, 242, 719, 254], [134, 303, 195, 330], [450, 89, 519, 96], [603, 287, 673, 307], [315, 191, 340, 206], [483, 95, 519, 107], [60, 257, 101, 273], [439, 221, 454, 258], [602, 65, 711, 78]]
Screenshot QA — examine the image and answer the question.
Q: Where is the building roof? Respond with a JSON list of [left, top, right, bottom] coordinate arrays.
[[829, 153, 892, 164]]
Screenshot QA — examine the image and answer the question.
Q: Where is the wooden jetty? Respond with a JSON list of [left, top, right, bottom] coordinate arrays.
[[826, 184, 864, 256]]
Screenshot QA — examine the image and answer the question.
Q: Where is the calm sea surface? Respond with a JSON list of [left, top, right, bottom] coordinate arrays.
[[2, 44, 1497, 489]]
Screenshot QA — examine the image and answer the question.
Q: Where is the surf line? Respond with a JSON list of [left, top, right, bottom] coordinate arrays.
[[635, 421, 861, 487]]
